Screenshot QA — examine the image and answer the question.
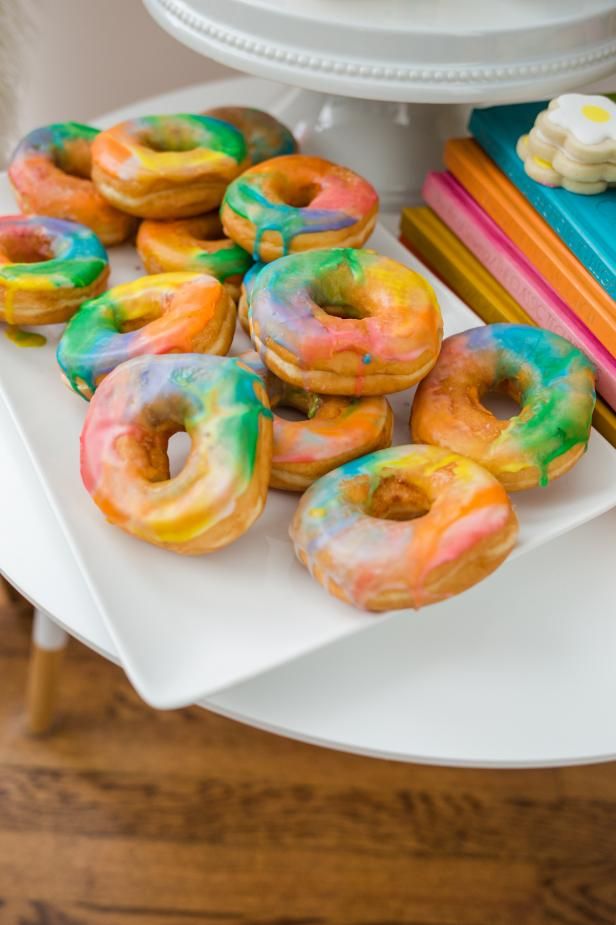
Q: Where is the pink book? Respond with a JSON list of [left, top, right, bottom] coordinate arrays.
[[422, 170, 616, 411]]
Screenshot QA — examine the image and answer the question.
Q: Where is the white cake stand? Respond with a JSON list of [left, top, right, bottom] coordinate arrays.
[[143, 0, 616, 207]]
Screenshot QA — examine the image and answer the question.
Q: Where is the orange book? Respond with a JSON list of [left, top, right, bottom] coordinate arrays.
[[444, 138, 616, 357]]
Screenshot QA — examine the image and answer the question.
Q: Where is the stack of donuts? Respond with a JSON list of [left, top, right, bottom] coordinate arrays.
[[1, 105, 597, 612]]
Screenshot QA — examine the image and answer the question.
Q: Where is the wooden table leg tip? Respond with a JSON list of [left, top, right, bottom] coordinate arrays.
[[25, 645, 65, 736]]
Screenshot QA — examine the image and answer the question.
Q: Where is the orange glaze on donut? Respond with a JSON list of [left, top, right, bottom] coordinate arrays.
[[136, 213, 252, 301], [249, 248, 442, 396], [91, 115, 248, 218], [240, 350, 393, 490], [9, 123, 136, 245], [221, 154, 378, 261], [290, 444, 518, 611]]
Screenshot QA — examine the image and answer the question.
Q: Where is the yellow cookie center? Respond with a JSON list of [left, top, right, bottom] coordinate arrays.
[[533, 155, 553, 169], [581, 104, 611, 123]]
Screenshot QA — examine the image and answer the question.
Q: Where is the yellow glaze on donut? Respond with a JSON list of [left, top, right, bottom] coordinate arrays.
[[136, 213, 252, 302], [80, 353, 273, 554], [250, 248, 442, 396], [0, 215, 109, 326], [290, 444, 518, 611], [91, 115, 249, 219]]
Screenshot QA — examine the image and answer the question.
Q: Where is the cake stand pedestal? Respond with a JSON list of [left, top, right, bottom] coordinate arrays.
[[143, 0, 616, 208]]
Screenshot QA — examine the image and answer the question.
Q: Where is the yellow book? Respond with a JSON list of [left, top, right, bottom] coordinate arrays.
[[400, 205, 616, 449]]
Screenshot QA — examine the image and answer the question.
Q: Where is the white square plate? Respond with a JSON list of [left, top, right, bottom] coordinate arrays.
[[2, 202, 616, 708]]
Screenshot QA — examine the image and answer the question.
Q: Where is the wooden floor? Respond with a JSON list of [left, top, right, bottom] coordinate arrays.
[[1, 590, 615, 925]]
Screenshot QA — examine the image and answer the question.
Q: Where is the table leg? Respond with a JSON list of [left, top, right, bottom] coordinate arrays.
[[26, 610, 68, 735]]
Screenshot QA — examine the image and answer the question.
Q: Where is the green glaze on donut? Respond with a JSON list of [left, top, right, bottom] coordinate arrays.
[[130, 114, 246, 164], [81, 354, 273, 549], [0, 216, 108, 292], [222, 156, 377, 259], [412, 324, 596, 488]]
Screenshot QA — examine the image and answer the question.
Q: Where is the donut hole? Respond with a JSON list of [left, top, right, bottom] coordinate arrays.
[[282, 183, 319, 208], [272, 178, 320, 209], [481, 381, 522, 420], [0, 232, 54, 264], [318, 302, 364, 320], [116, 295, 166, 333], [167, 430, 192, 478], [139, 124, 203, 154], [55, 140, 92, 179], [271, 387, 320, 422], [367, 475, 432, 522], [273, 404, 305, 423]]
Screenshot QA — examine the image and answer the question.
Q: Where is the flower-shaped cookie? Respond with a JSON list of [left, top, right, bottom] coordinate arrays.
[[517, 94, 616, 194]]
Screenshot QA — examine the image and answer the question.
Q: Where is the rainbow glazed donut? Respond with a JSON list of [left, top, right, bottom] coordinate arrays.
[[91, 114, 248, 219], [0, 215, 109, 326], [204, 107, 298, 164], [136, 213, 252, 301], [411, 324, 596, 491], [220, 155, 378, 261], [250, 248, 443, 396], [8, 123, 136, 246], [290, 444, 518, 611], [80, 353, 273, 554], [241, 350, 393, 490], [57, 273, 236, 400], [237, 260, 265, 333]]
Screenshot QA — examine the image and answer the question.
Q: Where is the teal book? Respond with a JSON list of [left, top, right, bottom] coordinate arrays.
[[470, 101, 616, 299]]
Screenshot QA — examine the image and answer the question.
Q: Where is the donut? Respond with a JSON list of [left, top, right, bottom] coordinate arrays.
[[237, 260, 265, 333], [57, 272, 236, 400], [291, 444, 518, 611], [0, 215, 109, 326], [91, 114, 248, 218], [80, 353, 273, 554], [220, 154, 378, 261], [8, 122, 137, 246], [249, 248, 442, 396], [136, 213, 252, 301], [204, 106, 297, 164], [411, 324, 596, 491], [240, 350, 393, 490]]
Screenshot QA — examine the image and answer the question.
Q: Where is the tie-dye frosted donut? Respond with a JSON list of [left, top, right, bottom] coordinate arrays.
[[411, 324, 596, 490], [290, 444, 518, 611], [57, 272, 236, 400], [250, 248, 442, 396], [0, 215, 109, 326], [136, 213, 252, 301], [240, 350, 393, 490], [8, 122, 137, 245], [91, 114, 248, 218], [80, 353, 273, 554], [237, 260, 265, 333], [220, 154, 378, 261], [204, 106, 298, 164]]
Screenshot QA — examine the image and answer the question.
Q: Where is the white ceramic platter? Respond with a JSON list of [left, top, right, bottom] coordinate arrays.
[[1, 194, 616, 707]]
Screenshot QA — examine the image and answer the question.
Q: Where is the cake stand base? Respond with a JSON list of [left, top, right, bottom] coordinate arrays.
[[268, 86, 470, 209]]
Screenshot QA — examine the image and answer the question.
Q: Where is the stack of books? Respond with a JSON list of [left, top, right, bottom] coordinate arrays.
[[401, 99, 616, 448]]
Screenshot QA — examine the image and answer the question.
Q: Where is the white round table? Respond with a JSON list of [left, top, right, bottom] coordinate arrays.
[[3, 76, 616, 767]]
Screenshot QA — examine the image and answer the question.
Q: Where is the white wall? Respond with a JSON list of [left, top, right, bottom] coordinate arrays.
[[19, 0, 236, 133]]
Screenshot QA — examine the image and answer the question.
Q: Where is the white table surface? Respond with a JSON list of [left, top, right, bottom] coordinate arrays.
[[2, 76, 616, 767]]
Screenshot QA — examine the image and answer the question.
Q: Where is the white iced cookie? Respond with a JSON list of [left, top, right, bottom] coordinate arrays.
[[517, 94, 616, 194]]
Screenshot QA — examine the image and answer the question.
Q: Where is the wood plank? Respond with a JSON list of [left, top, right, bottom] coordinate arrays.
[[0, 833, 540, 925], [0, 589, 615, 925]]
